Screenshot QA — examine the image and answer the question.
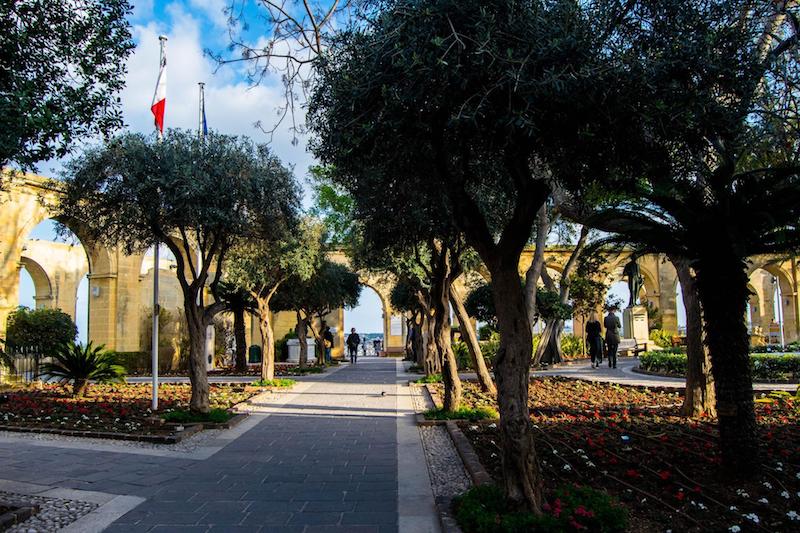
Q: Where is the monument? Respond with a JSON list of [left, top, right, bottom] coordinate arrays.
[[622, 258, 649, 342]]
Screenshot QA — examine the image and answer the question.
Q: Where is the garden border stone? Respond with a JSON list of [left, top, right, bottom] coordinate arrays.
[[445, 421, 493, 487], [0, 421, 203, 444], [632, 364, 799, 384]]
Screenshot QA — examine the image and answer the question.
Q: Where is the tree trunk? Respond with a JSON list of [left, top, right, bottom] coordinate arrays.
[[695, 254, 757, 474], [432, 277, 461, 412], [233, 306, 247, 372], [296, 311, 308, 368], [533, 319, 564, 366], [491, 263, 543, 513], [673, 257, 716, 418], [186, 303, 210, 413], [413, 316, 426, 368], [422, 312, 440, 375], [524, 205, 551, 330], [257, 299, 276, 381], [73, 378, 88, 397], [450, 285, 495, 394]]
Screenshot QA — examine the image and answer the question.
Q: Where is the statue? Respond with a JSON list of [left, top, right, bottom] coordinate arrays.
[[622, 259, 644, 308]]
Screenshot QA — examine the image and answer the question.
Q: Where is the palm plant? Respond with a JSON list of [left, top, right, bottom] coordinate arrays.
[[41, 342, 126, 397], [215, 280, 257, 372]]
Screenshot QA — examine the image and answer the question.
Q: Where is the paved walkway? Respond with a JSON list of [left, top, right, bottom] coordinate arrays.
[[0, 358, 440, 533]]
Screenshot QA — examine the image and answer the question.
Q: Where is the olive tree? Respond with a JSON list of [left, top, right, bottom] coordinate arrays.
[[224, 219, 323, 380], [308, 0, 636, 510], [56, 130, 299, 412], [271, 259, 362, 366]]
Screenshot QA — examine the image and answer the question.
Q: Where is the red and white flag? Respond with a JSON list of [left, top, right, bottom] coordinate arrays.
[[151, 36, 167, 133]]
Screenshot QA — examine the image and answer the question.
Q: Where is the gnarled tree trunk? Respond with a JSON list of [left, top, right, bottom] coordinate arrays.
[[695, 254, 757, 474], [185, 299, 210, 413], [295, 311, 308, 368], [431, 274, 461, 412], [492, 264, 543, 513], [672, 257, 715, 418], [451, 285, 495, 393], [257, 298, 276, 381], [422, 312, 440, 375], [533, 319, 564, 366], [233, 306, 247, 372]]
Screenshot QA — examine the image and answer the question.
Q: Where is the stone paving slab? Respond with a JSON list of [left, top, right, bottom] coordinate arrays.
[[0, 358, 438, 532]]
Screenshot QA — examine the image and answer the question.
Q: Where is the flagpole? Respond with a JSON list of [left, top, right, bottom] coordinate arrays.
[[152, 35, 167, 412], [198, 82, 205, 142]]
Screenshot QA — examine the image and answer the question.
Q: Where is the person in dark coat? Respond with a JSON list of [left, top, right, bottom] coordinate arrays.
[[323, 325, 334, 363], [604, 307, 622, 369], [586, 311, 604, 368], [346, 328, 360, 364]]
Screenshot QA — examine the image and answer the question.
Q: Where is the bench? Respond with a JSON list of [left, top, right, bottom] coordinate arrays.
[[617, 338, 647, 357]]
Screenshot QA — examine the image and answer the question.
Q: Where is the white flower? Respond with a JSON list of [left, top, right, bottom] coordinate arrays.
[[586, 461, 596, 468], [728, 526, 741, 533], [763, 481, 773, 489], [469, 425, 478, 431], [730, 506, 738, 512], [552, 449, 559, 455], [698, 503, 707, 510], [758, 498, 769, 504], [796, 472, 800, 480], [787, 511, 799, 521], [562, 464, 572, 472], [576, 448, 585, 454], [781, 491, 790, 499], [744, 513, 760, 524], [736, 489, 750, 498], [487, 423, 497, 429]]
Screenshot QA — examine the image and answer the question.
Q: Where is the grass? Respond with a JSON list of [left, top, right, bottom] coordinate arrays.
[[415, 373, 443, 384], [161, 407, 233, 424], [252, 378, 296, 388], [424, 406, 498, 421]]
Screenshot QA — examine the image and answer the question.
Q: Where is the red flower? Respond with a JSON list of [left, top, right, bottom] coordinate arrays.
[[675, 491, 685, 501], [625, 469, 640, 479], [658, 470, 671, 481]]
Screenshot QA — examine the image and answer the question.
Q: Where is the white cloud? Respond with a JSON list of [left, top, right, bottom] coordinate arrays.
[[188, 0, 229, 29]]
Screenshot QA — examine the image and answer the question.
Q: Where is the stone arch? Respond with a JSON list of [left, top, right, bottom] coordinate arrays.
[[18, 256, 53, 309], [747, 262, 797, 343]]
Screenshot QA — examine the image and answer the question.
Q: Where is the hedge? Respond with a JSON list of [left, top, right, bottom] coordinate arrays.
[[639, 351, 800, 382]]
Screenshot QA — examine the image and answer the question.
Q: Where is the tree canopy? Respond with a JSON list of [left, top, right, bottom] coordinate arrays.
[[271, 259, 362, 321], [0, 0, 134, 170]]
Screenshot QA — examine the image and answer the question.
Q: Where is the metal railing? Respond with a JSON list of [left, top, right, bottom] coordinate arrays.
[[0, 348, 48, 383]]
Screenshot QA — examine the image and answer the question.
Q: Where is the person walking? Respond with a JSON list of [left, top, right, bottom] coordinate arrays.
[[323, 325, 334, 364], [346, 328, 360, 364], [604, 306, 622, 369], [586, 311, 604, 368]]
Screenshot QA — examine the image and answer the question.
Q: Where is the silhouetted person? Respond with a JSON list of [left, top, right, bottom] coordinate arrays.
[[586, 311, 603, 368], [604, 307, 622, 369], [323, 325, 334, 363], [346, 328, 360, 364]]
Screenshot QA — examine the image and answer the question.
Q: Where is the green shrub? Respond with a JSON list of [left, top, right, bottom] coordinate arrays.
[[162, 407, 232, 424], [424, 406, 498, 421], [560, 334, 584, 358], [252, 378, 295, 387], [5, 307, 77, 355], [41, 342, 126, 397], [478, 325, 496, 341], [479, 336, 500, 367], [416, 373, 443, 384], [640, 351, 800, 381], [649, 329, 674, 348], [453, 341, 472, 370], [454, 484, 627, 533]]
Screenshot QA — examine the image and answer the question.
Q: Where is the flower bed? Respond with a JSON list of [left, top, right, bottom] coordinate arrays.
[[453, 380, 800, 532], [640, 351, 800, 382], [0, 383, 259, 436]]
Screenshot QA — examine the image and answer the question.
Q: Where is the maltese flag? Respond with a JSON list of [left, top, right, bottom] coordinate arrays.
[[151, 36, 167, 133]]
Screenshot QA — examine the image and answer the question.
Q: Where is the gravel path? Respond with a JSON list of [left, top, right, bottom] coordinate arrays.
[[410, 384, 471, 499], [0, 491, 97, 532]]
